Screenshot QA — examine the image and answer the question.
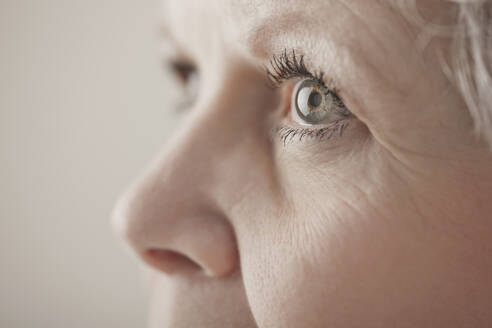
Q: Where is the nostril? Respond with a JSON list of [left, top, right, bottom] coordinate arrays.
[[143, 249, 203, 276]]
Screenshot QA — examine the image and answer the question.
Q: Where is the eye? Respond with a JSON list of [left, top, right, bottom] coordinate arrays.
[[170, 61, 196, 85], [291, 78, 351, 126], [265, 49, 355, 143], [166, 60, 200, 110]]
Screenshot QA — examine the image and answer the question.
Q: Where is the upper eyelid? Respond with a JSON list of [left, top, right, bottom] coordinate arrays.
[[265, 49, 324, 87], [263, 49, 343, 94], [265, 49, 346, 107]]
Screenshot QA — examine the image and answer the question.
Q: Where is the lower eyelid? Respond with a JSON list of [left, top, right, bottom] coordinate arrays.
[[276, 119, 352, 145]]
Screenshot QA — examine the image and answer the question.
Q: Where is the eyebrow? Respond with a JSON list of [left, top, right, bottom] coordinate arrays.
[[243, 11, 315, 59], [159, 22, 176, 43], [158, 21, 196, 63], [159, 1, 349, 63]]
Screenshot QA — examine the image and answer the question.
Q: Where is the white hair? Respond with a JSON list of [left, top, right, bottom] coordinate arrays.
[[452, 0, 492, 146], [395, 0, 492, 147]]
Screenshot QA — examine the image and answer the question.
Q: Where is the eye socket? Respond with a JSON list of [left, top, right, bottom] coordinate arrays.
[[265, 49, 357, 144], [291, 79, 349, 126], [166, 60, 199, 110]]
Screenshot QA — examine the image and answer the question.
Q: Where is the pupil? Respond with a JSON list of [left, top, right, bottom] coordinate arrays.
[[308, 91, 322, 108]]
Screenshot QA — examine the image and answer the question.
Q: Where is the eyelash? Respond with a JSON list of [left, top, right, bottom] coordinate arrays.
[[276, 121, 349, 146], [265, 49, 351, 144]]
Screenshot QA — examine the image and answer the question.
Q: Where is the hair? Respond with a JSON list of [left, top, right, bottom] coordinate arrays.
[[396, 0, 492, 147], [452, 0, 492, 147]]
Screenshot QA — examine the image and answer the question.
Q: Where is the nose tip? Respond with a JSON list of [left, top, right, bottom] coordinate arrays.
[[111, 190, 239, 278]]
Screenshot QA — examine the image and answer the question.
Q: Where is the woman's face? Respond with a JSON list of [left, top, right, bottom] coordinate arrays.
[[113, 1, 492, 327]]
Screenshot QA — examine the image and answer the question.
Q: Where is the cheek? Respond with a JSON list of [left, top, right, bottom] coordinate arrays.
[[239, 188, 393, 327], [237, 155, 390, 327], [237, 149, 490, 328], [238, 189, 391, 327]]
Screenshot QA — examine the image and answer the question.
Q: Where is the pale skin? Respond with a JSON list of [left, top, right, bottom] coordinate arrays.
[[112, 1, 492, 327]]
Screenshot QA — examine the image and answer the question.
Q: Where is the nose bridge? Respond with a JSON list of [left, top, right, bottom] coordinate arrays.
[[112, 59, 278, 277]]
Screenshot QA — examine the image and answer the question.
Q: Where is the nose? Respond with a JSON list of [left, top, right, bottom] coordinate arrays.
[[111, 126, 239, 278], [111, 60, 275, 278]]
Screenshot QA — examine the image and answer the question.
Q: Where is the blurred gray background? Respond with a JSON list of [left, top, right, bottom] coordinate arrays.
[[0, 0, 174, 327]]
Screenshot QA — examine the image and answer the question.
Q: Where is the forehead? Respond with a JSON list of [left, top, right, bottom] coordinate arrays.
[[162, 0, 406, 59], [161, 0, 427, 107]]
